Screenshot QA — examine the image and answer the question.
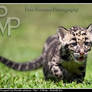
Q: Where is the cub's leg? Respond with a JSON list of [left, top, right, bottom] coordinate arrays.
[[43, 63, 64, 81], [43, 55, 64, 81], [42, 34, 65, 81], [71, 71, 86, 83]]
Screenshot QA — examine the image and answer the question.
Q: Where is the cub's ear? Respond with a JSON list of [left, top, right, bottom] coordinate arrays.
[[57, 26, 69, 41], [57, 26, 70, 46], [57, 26, 68, 38], [87, 24, 92, 33], [87, 24, 92, 43]]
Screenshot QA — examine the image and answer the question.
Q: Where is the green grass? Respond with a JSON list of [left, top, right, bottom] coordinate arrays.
[[0, 4, 92, 88]]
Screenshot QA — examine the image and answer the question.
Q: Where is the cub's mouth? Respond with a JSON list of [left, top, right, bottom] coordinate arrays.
[[75, 56, 84, 62], [73, 53, 86, 62]]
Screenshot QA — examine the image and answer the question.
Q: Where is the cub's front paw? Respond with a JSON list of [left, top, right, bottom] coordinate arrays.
[[51, 65, 63, 79]]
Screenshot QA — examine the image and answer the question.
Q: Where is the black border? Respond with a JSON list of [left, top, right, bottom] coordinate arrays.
[[0, 0, 92, 3]]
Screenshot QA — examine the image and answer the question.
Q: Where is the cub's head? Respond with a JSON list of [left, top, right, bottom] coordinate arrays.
[[57, 24, 92, 63]]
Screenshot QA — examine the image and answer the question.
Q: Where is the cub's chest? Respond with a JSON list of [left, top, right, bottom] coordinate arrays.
[[61, 60, 84, 74]]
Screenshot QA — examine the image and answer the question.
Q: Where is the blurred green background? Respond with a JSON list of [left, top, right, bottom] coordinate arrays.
[[0, 4, 92, 88], [0, 4, 92, 61]]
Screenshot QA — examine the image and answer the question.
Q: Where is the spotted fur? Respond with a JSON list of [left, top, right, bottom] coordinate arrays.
[[0, 24, 92, 83]]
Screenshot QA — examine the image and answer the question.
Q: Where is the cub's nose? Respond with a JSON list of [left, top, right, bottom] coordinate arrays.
[[80, 49, 84, 56], [80, 52, 84, 56]]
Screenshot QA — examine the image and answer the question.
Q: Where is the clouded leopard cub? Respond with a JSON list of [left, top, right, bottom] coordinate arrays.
[[0, 24, 92, 83]]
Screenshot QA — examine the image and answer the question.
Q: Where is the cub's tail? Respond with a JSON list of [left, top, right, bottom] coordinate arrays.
[[0, 55, 43, 71]]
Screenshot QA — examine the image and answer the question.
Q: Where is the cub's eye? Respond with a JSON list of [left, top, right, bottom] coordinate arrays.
[[85, 42, 90, 46], [82, 33, 86, 35], [71, 42, 77, 46], [72, 38, 76, 41]]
